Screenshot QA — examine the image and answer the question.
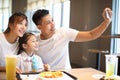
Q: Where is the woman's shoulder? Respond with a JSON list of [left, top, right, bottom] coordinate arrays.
[[0, 33, 6, 42]]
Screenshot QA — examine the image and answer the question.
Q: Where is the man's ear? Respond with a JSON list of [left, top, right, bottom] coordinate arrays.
[[37, 25, 42, 30], [22, 44, 27, 49]]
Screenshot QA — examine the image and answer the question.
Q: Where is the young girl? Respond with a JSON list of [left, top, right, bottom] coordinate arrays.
[[17, 32, 50, 73], [0, 12, 28, 71]]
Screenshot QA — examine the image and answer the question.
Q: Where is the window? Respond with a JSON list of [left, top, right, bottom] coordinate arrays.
[[110, 0, 120, 54], [62, 1, 70, 28], [0, 0, 11, 32], [53, 3, 62, 28], [26, 0, 70, 33]]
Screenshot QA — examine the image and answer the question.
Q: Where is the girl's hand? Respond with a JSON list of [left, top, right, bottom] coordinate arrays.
[[16, 67, 22, 73], [44, 64, 50, 71]]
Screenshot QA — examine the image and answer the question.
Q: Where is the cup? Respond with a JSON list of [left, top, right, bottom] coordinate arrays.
[[5, 55, 17, 80], [105, 55, 118, 77]]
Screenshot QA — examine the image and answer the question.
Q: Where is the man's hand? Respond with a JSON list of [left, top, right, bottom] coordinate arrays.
[[103, 8, 112, 22]]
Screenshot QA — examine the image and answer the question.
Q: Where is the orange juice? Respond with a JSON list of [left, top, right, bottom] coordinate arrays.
[[106, 62, 114, 77], [5, 55, 17, 80]]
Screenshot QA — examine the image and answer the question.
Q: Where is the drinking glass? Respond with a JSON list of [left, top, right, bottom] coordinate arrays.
[[5, 55, 17, 80], [105, 55, 118, 77]]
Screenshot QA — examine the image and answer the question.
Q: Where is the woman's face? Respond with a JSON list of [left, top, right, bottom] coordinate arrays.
[[11, 19, 28, 37]]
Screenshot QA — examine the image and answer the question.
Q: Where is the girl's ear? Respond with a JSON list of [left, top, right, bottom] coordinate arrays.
[[22, 44, 27, 49]]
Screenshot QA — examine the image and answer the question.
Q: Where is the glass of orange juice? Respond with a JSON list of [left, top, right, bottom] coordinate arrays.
[[5, 55, 17, 80], [105, 55, 118, 77]]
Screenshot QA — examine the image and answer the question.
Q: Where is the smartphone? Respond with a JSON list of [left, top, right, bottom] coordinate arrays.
[[106, 10, 110, 18]]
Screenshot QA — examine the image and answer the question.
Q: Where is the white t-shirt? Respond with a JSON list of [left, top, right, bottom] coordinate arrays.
[[17, 51, 44, 72], [0, 33, 19, 66], [35, 28, 78, 70]]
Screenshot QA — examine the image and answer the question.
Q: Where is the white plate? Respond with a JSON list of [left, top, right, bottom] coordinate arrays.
[[106, 75, 120, 79], [92, 74, 120, 80], [38, 71, 63, 80]]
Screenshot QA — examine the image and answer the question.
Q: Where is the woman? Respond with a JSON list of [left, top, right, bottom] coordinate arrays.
[[0, 12, 28, 72]]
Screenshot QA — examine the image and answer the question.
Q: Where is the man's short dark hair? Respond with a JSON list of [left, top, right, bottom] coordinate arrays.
[[32, 9, 49, 25]]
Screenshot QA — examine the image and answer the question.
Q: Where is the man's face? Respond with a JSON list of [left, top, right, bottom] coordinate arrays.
[[38, 14, 55, 39]]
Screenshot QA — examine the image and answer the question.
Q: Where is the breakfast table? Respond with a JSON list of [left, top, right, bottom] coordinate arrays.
[[0, 67, 106, 80]]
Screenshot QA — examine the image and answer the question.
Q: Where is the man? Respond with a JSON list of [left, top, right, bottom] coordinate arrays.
[[32, 8, 112, 70]]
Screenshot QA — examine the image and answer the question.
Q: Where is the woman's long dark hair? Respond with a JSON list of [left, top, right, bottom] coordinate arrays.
[[17, 32, 34, 55], [4, 12, 28, 34]]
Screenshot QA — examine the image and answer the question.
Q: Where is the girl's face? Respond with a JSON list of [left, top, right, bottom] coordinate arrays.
[[24, 35, 38, 54], [11, 19, 28, 37]]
